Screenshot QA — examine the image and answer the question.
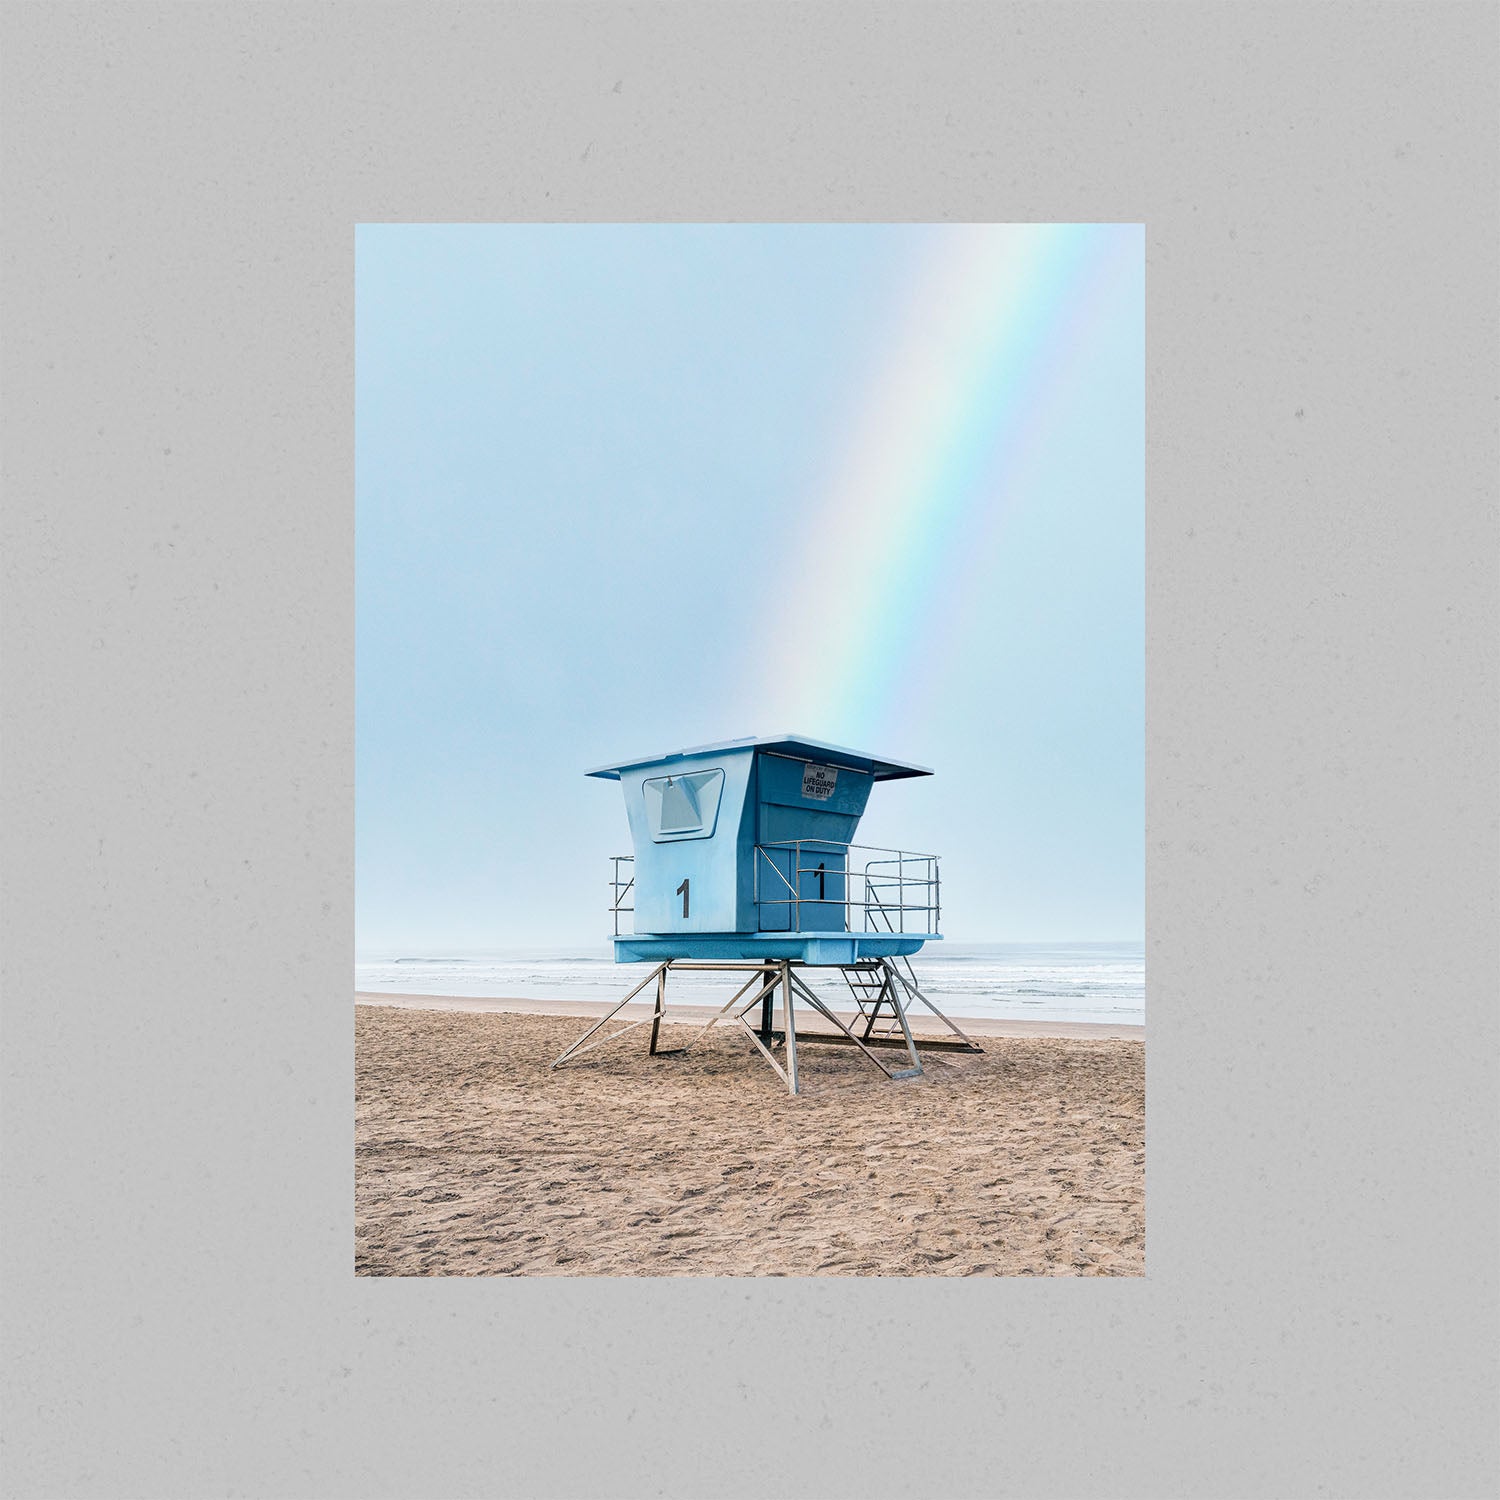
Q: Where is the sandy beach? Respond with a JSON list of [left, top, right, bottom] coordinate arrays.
[[356, 997, 1144, 1277]]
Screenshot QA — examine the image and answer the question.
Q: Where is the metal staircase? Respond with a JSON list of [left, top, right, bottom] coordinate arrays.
[[836, 957, 983, 1054]]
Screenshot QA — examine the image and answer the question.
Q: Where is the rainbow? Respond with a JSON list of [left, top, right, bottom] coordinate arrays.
[[758, 223, 1139, 744]]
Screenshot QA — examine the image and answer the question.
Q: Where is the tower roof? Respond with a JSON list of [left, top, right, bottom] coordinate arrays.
[[584, 734, 933, 782]]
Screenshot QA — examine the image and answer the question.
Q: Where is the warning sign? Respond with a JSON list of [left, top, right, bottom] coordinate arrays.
[[801, 763, 839, 801]]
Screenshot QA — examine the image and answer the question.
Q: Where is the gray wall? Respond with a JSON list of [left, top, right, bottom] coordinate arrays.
[[2, 4, 1495, 1496]]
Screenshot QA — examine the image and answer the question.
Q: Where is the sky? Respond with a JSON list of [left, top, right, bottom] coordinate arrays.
[[356, 223, 1143, 952]]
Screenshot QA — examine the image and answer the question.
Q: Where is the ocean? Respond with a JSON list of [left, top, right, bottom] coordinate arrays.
[[355, 941, 1144, 1027]]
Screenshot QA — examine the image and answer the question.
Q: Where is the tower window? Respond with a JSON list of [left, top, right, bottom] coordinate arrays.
[[642, 769, 724, 841]]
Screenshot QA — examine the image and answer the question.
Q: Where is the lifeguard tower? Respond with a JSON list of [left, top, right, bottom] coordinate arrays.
[[551, 735, 980, 1094]]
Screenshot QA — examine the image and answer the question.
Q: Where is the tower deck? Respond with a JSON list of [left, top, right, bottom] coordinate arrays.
[[613, 932, 938, 965]]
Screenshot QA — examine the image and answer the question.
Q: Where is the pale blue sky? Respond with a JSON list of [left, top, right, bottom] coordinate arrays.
[[357, 224, 1142, 951]]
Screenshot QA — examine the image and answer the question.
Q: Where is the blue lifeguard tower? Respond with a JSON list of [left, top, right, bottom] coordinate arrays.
[[552, 735, 980, 1094]]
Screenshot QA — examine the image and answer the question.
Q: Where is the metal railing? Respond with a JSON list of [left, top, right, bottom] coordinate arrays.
[[754, 841, 940, 936], [609, 854, 635, 937], [606, 842, 940, 937]]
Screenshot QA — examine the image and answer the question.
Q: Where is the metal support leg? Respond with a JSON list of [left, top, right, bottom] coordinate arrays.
[[879, 960, 925, 1078], [551, 962, 669, 1069], [648, 965, 666, 1055], [679, 968, 778, 1054], [888, 957, 983, 1050], [787, 970, 905, 1079], [552, 957, 939, 1094], [734, 963, 802, 1096], [736, 1000, 794, 1093], [781, 961, 798, 1095]]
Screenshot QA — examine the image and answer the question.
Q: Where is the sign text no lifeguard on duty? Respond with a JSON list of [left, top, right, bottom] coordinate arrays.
[[801, 763, 838, 801]]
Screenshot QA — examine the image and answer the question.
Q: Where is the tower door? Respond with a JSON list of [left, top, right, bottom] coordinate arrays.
[[757, 844, 848, 931], [796, 845, 848, 931]]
